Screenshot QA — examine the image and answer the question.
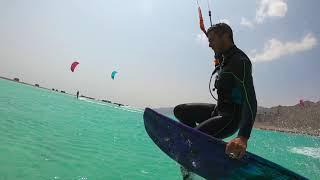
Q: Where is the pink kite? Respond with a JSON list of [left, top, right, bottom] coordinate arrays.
[[299, 99, 305, 107], [70, 61, 79, 72]]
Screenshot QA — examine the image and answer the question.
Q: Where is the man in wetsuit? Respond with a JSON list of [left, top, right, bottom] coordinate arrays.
[[174, 23, 257, 162]]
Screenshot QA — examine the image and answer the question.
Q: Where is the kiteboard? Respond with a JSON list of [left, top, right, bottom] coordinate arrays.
[[143, 108, 307, 179]]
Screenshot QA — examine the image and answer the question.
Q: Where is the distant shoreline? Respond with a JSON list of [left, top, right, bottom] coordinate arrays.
[[1, 76, 319, 137], [0, 76, 75, 97], [0, 76, 126, 107], [254, 123, 319, 137], [0, 76, 49, 89]]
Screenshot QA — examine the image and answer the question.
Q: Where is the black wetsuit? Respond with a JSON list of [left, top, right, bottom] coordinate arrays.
[[174, 46, 257, 139]]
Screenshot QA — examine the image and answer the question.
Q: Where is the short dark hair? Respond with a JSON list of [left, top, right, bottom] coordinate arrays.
[[207, 23, 234, 43]]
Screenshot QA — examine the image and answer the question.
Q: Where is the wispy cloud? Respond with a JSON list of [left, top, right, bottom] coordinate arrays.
[[256, 0, 288, 23], [240, 17, 254, 28], [240, 0, 288, 28], [196, 33, 208, 46], [251, 33, 317, 62], [217, 19, 231, 26]]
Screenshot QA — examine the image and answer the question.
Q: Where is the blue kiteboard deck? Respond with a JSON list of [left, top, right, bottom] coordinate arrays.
[[143, 108, 307, 180]]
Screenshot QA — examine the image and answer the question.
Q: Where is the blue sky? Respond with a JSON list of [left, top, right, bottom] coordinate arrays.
[[0, 0, 319, 108]]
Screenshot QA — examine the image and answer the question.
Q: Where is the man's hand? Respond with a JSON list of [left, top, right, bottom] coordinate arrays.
[[225, 136, 248, 160]]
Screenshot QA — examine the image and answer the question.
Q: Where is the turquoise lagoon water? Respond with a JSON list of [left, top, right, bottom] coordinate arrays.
[[0, 79, 319, 180]]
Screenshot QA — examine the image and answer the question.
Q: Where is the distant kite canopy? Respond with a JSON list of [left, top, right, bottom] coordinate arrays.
[[299, 99, 305, 107], [111, 71, 118, 80], [71, 61, 79, 72]]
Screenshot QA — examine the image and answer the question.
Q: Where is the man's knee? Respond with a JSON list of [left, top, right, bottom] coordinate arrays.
[[195, 117, 217, 135], [173, 104, 186, 120], [195, 115, 238, 139]]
